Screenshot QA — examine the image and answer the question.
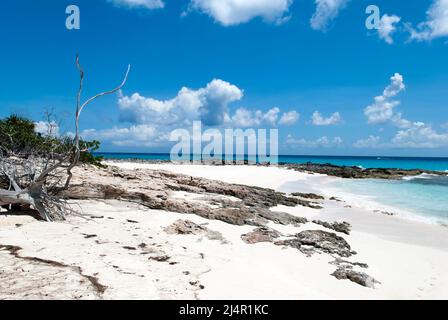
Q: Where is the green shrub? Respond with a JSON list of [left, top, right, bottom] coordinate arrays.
[[79, 139, 105, 167], [0, 115, 104, 167]]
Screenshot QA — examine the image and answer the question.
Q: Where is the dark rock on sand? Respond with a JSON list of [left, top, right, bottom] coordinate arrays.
[[330, 257, 368, 269], [291, 192, 325, 200], [276, 230, 355, 257], [330, 197, 343, 202], [283, 162, 443, 180], [164, 219, 225, 242], [374, 210, 395, 216], [331, 267, 380, 289], [313, 220, 351, 235], [164, 219, 208, 235], [241, 227, 282, 244], [257, 209, 308, 226], [149, 255, 171, 262]]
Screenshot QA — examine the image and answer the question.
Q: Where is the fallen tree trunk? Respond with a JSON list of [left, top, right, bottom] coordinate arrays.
[[0, 189, 34, 206]]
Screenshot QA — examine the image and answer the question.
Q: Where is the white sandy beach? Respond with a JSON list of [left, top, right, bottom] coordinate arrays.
[[1, 162, 448, 300]]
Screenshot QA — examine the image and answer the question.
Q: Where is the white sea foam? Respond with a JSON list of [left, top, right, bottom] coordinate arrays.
[[402, 173, 439, 181]]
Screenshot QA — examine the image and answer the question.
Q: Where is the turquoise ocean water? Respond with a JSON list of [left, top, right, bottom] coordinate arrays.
[[329, 175, 448, 224], [98, 153, 448, 224], [97, 153, 448, 171]]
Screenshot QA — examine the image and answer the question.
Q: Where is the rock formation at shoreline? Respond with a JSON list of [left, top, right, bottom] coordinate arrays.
[[282, 162, 443, 180], [103, 158, 444, 180], [63, 165, 312, 228]]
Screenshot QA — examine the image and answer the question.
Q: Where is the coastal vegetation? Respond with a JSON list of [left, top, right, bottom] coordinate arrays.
[[0, 114, 103, 166]]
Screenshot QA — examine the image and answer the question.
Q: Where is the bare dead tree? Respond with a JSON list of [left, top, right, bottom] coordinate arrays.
[[0, 55, 130, 221], [42, 108, 62, 137]]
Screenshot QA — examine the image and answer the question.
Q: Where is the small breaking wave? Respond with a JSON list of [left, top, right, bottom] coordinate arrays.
[[402, 174, 448, 187], [402, 173, 439, 181]]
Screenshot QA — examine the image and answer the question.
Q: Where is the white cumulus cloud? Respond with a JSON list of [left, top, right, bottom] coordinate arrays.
[[279, 111, 300, 125], [353, 135, 381, 148], [391, 123, 448, 149], [80, 124, 164, 147], [228, 107, 299, 127], [119, 79, 299, 129], [378, 14, 401, 44], [364, 73, 407, 126], [286, 134, 343, 148], [311, 111, 342, 126], [310, 0, 350, 31], [362, 73, 448, 149], [407, 0, 448, 41], [87, 79, 298, 148], [228, 107, 280, 127], [189, 0, 293, 26], [107, 0, 165, 10], [118, 79, 243, 126]]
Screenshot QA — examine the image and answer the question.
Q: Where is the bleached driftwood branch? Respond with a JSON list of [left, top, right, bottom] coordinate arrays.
[[0, 55, 130, 221]]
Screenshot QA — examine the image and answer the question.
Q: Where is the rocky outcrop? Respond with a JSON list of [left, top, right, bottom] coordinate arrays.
[[163, 171, 319, 210], [331, 267, 380, 289], [164, 219, 225, 242], [291, 192, 325, 200], [244, 227, 378, 288], [275, 230, 355, 257], [282, 162, 443, 180], [330, 257, 368, 269], [313, 220, 351, 235], [241, 227, 282, 244], [63, 166, 311, 229]]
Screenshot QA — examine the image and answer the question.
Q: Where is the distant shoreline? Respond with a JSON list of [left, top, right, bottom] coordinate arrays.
[[96, 153, 448, 173], [101, 157, 447, 179], [96, 152, 448, 160]]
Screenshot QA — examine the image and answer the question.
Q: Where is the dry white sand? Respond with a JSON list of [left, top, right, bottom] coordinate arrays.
[[106, 162, 448, 299], [1, 162, 448, 300]]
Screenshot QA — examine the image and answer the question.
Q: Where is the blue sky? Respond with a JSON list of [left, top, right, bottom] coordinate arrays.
[[0, 0, 447, 156]]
